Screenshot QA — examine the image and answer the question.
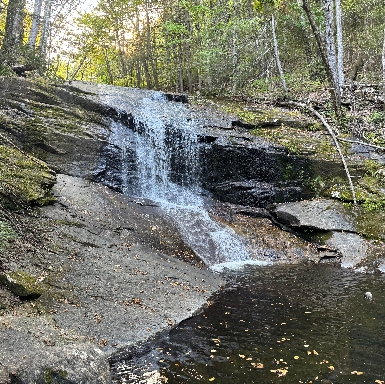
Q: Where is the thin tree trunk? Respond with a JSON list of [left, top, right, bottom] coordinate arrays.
[[231, 0, 239, 93], [323, 0, 339, 89], [271, 14, 288, 94], [27, 0, 43, 49], [302, 0, 342, 118], [382, 27, 385, 104], [38, 0, 53, 61], [103, 48, 114, 84], [335, 0, 344, 93]]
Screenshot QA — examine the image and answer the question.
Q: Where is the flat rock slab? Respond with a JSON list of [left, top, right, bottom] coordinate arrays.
[[274, 199, 356, 232], [0, 175, 224, 382]]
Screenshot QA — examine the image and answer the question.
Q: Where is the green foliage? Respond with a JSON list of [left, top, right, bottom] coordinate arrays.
[[0, 220, 17, 250], [369, 112, 385, 124]]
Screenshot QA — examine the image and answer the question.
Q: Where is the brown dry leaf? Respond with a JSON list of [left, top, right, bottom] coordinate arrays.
[[251, 363, 264, 369]]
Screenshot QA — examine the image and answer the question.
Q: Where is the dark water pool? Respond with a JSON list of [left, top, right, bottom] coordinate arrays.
[[111, 264, 385, 383]]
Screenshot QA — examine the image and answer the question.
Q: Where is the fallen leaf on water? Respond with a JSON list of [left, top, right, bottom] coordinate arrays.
[[375, 380, 384, 384], [351, 371, 363, 375], [307, 351, 312, 355], [328, 366, 335, 371], [270, 369, 288, 377], [313, 350, 319, 355], [294, 356, 300, 360], [251, 363, 264, 369], [239, 354, 245, 358], [209, 378, 215, 381]]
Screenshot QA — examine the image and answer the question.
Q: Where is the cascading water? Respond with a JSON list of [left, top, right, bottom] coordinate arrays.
[[98, 85, 267, 269]]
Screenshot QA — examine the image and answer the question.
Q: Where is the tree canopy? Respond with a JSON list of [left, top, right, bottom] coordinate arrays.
[[0, 0, 384, 100]]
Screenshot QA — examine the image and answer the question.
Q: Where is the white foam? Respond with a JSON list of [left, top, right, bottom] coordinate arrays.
[[210, 259, 271, 273]]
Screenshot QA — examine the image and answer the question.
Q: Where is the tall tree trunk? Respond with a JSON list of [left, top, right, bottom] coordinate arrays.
[[335, 0, 344, 93], [0, 0, 26, 63], [302, 0, 342, 118], [38, 0, 53, 61], [271, 14, 288, 94], [103, 48, 114, 84], [145, 1, 159, 90], [383, 27, 385, 105], [27, 0, 43, 49], [231, 0, 239, 93], [323, 0, 339, 89]]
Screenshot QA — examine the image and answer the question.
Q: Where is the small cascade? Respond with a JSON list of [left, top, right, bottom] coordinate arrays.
[[98, 85, 267, 269]]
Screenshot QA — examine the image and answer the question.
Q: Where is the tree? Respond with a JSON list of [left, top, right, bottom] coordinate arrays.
[[383, 27, 385, 103], [335, 0, 344, 93], [302, 0, 342, 118], [271, 13, 287, 94], [38, 0, 53, 61], [27, 0, 44, 49], [0, 0, 26, 64]]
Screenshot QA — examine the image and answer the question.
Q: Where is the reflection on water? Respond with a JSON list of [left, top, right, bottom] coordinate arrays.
[[112, 265, 385, 384]]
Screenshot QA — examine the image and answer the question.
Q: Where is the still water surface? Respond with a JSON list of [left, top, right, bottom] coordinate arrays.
[[113, 264, 385, 384]]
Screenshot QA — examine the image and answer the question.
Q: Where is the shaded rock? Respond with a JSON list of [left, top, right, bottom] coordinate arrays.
[[213, 180, 305, 207], [7, 344, 111, 384], [273, 199, 356, 232], [0, 271, 42, 299]]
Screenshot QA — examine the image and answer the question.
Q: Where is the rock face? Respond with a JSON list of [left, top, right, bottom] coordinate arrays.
[[200, 136, 311, 206], [274, 199, 356, 232], [7, 344, 111, 384], [272, 199, 385, 268]]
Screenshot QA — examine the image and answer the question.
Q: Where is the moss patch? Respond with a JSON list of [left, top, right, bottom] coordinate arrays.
[[0, 220, 17, 251], [0, 270, 43, 299], [0, 145, 56, 207]]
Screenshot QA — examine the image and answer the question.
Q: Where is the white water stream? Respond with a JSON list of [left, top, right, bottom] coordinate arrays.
[[98, 85, 267, 270]]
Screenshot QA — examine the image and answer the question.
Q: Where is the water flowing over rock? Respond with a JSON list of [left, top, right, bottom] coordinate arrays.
[[89, 84, 314, 269]]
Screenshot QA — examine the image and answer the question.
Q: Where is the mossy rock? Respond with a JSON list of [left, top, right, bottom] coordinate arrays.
[[0, 145, 56, 207], [44, 368, 69, 384], [0, 270, 43, 299]]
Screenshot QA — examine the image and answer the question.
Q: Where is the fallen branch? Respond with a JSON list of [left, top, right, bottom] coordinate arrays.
[[338, 136, 385, 151], [279, 101, 357, 204]]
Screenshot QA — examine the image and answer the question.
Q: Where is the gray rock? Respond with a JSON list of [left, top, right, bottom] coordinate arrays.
[[274, 199, 356, 232], [325, 232, 369, 268], [7, 343, 111, 384], [0, 271, 42, 299]]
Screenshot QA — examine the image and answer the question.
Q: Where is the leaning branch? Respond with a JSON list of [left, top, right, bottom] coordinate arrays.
[[279, 101, 357, 204]]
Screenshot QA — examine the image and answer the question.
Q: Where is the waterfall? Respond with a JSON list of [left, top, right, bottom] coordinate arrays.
[[98, 85, 267, 270]]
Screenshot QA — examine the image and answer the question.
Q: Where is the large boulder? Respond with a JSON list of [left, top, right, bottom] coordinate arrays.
[[273, 199, 356, 232]]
